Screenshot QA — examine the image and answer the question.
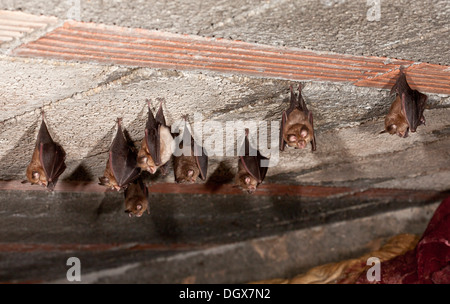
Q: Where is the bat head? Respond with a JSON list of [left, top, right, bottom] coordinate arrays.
[[125, 197, 148, 218], [238, 174, 258, 194], [98, 176, 121, 191], [385, 123, 409, 138], [26, 165, 47, 187], [137, 155, 158, 174], [285, 124, 312, 149], [176, 165, 200, 184], [137, 139, 159, 174], [384, 112, 409, 138]]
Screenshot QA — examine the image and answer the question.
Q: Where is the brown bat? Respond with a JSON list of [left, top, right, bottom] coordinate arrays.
[[382, 69, 427, 137], [99, 118, 141, 191], [236, 129, 268, 194], [173, 117, 208, 183], [137, 99, 173, 175], [124, 177, 149, 217], [280, 84, 316, 151], [25, 111, 66, 191]]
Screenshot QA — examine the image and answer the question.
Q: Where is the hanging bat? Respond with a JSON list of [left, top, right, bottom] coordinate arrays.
[[173, 116, 208, 183], [236, 128, 268, 194], [137, 98, 173, 175], [382, 69, 427, 137], [25, 111, 66, 191], [124, 177, 149, 217], [280, 84, 316, 151], [99, 118, 141, 191]]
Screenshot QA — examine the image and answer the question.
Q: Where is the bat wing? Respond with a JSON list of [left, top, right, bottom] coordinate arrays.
[[390, 70, 411, 97], [193, 141, 208, 181], [125, 177, 148, 199], [401, 91, 427, 132], [298, 87, 317, 152], [181, 117, 208, 180], [185, 124, 208, 181], [240, 132, 266, 183], [138, 177, 149, 198], [308, 111, 317, 151], [283, 84, 316, 151], [280, 85, 301, 152], [145, 106, 162, 166], [257, 150, 268, 182], [37, 120, 66, 190], [240, 156, 262, 183], [279, 111, 287, 151], [155, 103, 167, 126], [37, 119, 55, 146], [110, 123, 140, 188], [39, 142, 66, 190]]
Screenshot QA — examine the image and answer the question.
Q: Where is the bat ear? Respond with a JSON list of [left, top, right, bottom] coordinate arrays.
[[136, 204, 142, 210], [386, 124, 397, 134], [137, 156, 148, 165], [187, 169, 194, 177], [98, 176, 110, 185], [245, 177, 251, 184], [300, 128, 308, 138], [288, 134, 297, 142]]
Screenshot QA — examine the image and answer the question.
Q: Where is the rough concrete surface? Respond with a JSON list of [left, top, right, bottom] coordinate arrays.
[[0, 1, 449, 284], [1, 0, 449, 64]]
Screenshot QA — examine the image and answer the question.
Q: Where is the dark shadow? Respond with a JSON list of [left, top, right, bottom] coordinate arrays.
[[122, 128, 139, 152], [149, 194, 181, 241], [0, 120, 39, 180], [205, 160, 235, 192], [95, 190, 123, 219], [359, 94, 395, 124], [63, 163, 95, 181], [123, 102, 149, 148], [65, 125, 116, 183], [263, 94, 290, 121]]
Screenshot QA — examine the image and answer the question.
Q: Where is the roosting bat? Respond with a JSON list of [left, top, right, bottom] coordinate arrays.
[[137, 99, 173, 175], [173, 117, 208, 183], [99, 118, 140, 191], [124, 177, 149, 217], [236, 129, 268, 194], [280, 84, 316, 151], [26, 111, 66, 191], [382, 69, 427, 137]]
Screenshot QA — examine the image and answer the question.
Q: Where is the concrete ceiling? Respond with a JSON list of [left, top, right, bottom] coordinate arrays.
[[0, 1, 449, 284]]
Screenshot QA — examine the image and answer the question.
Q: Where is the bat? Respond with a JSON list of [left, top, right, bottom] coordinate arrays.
[[280, 84, 316, 151], [137, 98, 173, 175], [124, 177, 149, 217], [26, 111, 66, 191], [236, 128, 268, 194], [382, 69, 427, 137], [99, 118, 141, 191], [173, 116, 208, 183]]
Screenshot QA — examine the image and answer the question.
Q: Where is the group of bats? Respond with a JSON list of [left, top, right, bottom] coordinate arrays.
[[25, 69, 428, 217]]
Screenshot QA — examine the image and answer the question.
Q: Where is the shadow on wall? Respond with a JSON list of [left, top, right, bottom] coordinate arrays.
[[0, 120, 39, 181], [63, 103, 148, 182]]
